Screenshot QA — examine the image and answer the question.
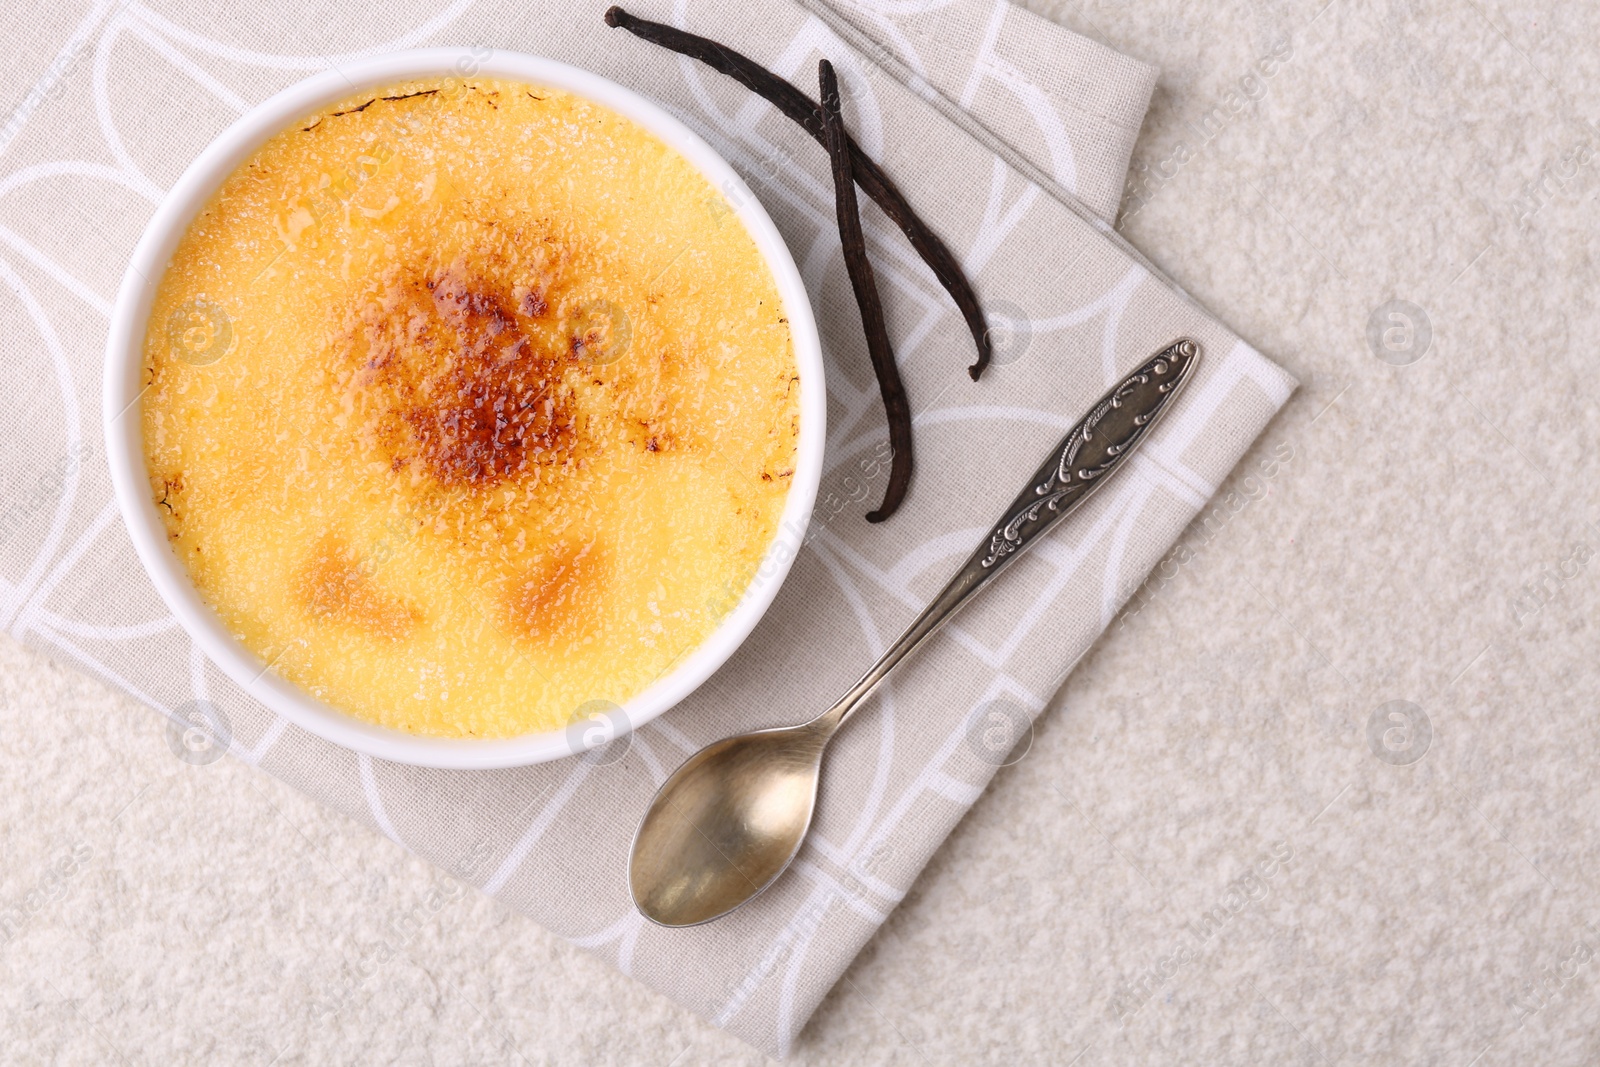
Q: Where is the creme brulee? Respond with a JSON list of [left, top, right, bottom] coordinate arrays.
[[141, 78, 799, 738]]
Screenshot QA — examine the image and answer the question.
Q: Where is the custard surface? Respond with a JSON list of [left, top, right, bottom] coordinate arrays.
[[142, 78, 799, 738]]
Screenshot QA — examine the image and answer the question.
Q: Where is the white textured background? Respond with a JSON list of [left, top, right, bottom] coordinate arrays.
[[4, 0, 1598, 1064]]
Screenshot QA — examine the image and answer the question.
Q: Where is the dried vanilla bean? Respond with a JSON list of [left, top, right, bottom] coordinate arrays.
[[604, 6, 992, 379], [819, 60, 912, 521]]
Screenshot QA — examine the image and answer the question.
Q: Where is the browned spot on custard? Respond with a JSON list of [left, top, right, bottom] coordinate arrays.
[[515, 283, 548, 318], [295, 535, 421, 639], [501, 541, 606, 646], [337, 252, 580, 491], [324, 215, 709, 520]]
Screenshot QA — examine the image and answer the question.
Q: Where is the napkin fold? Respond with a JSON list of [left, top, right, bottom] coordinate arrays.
[[0, 0, 1294, 1056]]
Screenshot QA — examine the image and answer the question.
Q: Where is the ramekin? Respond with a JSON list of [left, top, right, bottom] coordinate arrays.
[[103, 48, 824, 768]]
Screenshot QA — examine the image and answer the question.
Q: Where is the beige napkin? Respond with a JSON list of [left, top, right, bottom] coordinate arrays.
[[0, 0, 1294, 1056]]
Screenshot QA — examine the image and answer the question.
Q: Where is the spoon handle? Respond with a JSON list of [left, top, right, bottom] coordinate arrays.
[[819, 338, 1201, 730]]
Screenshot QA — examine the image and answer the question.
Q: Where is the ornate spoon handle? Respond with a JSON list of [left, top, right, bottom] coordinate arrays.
[[818, 338, 1201, 730]]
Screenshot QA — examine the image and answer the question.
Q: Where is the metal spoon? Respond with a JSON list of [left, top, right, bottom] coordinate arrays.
[[629, 338, 1201, 926]]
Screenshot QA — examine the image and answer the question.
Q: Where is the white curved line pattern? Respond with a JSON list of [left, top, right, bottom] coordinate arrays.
[[480, 758, 593, 896], [0, 256, 84, 633], [29, 609, 178, 640], [0, 0, 122, 160], [10, 501, 118, 641], [359, 753, 406, 847], [565, 910, 647, 976], [188, 636, 210, 705], [29, 622, 179, 724], [713, 881, 829, 1029], [1097, 472, 1157, 628], [641, 716, 700, 756], [1028, 263, 1146, 333], [804, 538, 897, 864], [984, 52, 1077, 192], [0, 159, 164, 204], [1095, 265, 1142, 385], [845, 0, 964, 15], [923, 768, 983, 802], [627, 729, 670, 786], [120, 15, 249, 114], [92, 13, 165, 203], [963, 156, 1041, 277], [0, 224, 114, 314], [789, 860, 890, 924], [953, 1, 1079, 191], [958, 0, 1007, 110], [845, 671, 1045, 892], [237, 716, 288, 767], [123, 0, 479, 72], [840, 4, 930, 79], [1143, 339, 1292, 476]]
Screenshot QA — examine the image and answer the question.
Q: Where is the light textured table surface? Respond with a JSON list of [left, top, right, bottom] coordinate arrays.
[[4, 0, 1598, 1063]]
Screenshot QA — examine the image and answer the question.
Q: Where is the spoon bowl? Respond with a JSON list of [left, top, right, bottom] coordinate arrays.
[[630, 718, 833, 926]]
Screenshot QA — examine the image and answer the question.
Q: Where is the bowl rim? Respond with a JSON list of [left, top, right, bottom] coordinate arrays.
[[102, 47, 825, 769]]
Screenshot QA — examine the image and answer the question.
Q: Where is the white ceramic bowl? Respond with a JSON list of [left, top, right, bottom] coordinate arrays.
[[104, 49, 824, 769]]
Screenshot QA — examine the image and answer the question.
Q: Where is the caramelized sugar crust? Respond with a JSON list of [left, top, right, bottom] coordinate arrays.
[[342, 248, 578, 490]]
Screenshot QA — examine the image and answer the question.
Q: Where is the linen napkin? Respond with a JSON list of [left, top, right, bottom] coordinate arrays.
[[0, 0, 1295, 1056]]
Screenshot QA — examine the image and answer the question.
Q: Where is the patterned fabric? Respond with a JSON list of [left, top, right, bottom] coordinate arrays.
[[0, 0, 1294, 1056]]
